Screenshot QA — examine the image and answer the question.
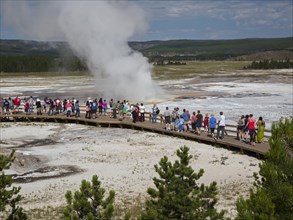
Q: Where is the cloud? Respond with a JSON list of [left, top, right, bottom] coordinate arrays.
[[160, 0, 292, 28]]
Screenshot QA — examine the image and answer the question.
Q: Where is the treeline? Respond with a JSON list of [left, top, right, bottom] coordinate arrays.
[[149, 54, 236, 63], [0, 55, 88, 72], [154, 60, 187, 66], [244, 59, 292, 69]]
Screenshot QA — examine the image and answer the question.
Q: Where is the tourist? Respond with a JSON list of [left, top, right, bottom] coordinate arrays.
[[85, 100, 92, 119], [44, 97, 50, 112], [48, 99, 55, 115], [112, 101, 117, 119], [91, 99, 98, 119], [152, 104, 158, 123], [131, 104, 137, 123], [75, 100, 80, 118], [36, 98, 42, 115], [209, 113, 217, 138], [216, 112, 225, 140], [28, 96, 34, 114], [24, 98, 29, 115], [203, 113, 209, 132], [196, 110, 203, 135], [246, 114, 256, 146], [62, 99, 67, 113], [71, 99, 75, 114], [256, 116, 266, 143], [55, 98, 61, 113], [182, 109, 189, 122], [237, 115, 245, 141], [140, 103, 145, 122], [178, 115, 185, 132], [13, 96, 20, 113], [122, 102, 128, 119], [191, 112, 196, 132], [65, 99, 72, 117], [117, 101, 123, 118], [109, 98, 114, 117], [97, 98, 102, 116], [4, 98, 10, 114], [164, 107, 171, 130], [171, 108, 178, 130], [242, 115, 249, 143], [102, 99, 107, 116]]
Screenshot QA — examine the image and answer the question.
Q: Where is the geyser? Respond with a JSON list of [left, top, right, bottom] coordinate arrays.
[[2, 1, 162, 100]]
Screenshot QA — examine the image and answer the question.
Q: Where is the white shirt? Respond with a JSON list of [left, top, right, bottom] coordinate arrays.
[[140, 106, 145, 113], [219, 115, 225, 126]]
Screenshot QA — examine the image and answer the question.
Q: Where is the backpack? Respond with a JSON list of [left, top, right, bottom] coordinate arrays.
[[156, 109, 160, 115]]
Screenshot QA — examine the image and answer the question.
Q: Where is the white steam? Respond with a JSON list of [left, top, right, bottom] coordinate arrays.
[[2, 1, 162, 100]]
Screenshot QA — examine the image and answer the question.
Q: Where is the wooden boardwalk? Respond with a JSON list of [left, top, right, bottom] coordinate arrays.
[[0, 113, 270, 157]]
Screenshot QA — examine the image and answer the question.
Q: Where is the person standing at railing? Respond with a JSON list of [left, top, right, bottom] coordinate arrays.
[[102, 100, 107, 116], [24, 98, 29, 115], [98, 98, 103, 116], [237, 115, 245, 141], [36, 98, 42, 115], [13, 96, 20, 113], [203, 113, 209, 132], [152, 104, 158, 123], [28, 96, 34, 114], [256, 117, 265, 143], [216, 112, 225, 140], [182, 109, 189, 122], [112, 101, 117, 119], [85, 100, 92, 119], [140, 103, 145, 122], [209, 113, 217, 138], [196, 110, 203, 135], [4, 98, 10, 114], [109, 99, 114, 117], [246, 114, 256, 146], [75, 100, 80, 118], [91, 99, 98, 119], [164, 107, 171, 130], [65, 99, 72, 117]]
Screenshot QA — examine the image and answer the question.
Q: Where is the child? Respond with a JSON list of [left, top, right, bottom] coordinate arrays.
[[203, 113, 209, 132]]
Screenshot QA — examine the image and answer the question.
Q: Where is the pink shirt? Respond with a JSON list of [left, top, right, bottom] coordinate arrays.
[[248, 118, 256, 129]]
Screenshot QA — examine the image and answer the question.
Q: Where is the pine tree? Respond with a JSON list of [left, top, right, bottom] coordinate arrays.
[[236, 118, 293, 220], [63, 175, 115, 220], [0, 150, 27, 220], [139, 146, 225, 220]]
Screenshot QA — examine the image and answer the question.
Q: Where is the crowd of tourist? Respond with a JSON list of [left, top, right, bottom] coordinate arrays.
[[0, 95, 266, 145]]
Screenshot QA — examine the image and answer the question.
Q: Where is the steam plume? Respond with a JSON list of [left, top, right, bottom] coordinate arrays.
[[2, 1, 162, 100]]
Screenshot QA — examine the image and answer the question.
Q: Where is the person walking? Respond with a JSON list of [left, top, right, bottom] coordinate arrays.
[[216, 112, 225, 140]]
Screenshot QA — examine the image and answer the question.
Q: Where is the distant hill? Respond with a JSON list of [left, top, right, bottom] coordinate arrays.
[[1, 37, 292, 60]]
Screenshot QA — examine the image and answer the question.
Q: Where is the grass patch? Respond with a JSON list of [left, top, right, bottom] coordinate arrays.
[[153, 61, 251, 80]]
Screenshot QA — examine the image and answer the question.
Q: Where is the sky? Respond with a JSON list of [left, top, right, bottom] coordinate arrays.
[[1, 0, 292, 41]]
